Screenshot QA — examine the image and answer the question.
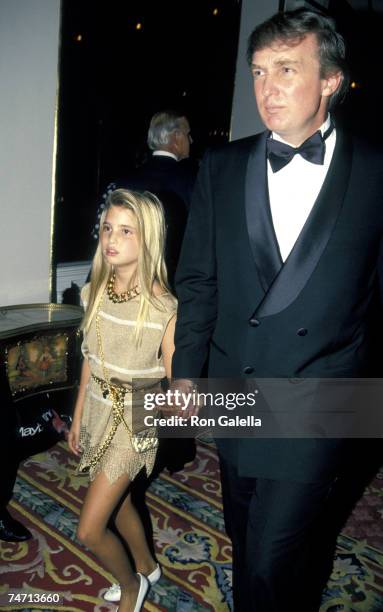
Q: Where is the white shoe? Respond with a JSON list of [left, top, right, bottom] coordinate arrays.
[[115, 574, 149, 612], [103, 582, 121, 603], [104, 564, 161, 602], [133, 573, 149, 612], [146, 563, 162, 585]]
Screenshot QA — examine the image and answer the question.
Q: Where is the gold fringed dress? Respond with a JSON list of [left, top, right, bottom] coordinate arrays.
[[77, 283, 177, 483]]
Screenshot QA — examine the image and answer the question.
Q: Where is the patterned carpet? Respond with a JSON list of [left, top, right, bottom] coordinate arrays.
[[0, 439, 382, 611]]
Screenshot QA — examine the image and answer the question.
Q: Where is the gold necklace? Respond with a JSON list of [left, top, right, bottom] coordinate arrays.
[[107, 272, 139, 303]]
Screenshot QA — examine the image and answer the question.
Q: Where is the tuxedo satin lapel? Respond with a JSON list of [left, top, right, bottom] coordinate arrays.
[[255, 130, 353, 318], [245, 132, 283, 292]]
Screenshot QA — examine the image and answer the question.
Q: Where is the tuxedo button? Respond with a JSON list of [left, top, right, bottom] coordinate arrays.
[[249, 318, 260, 327], [243, 366, 254, 374], [297, 328, 308, 336]]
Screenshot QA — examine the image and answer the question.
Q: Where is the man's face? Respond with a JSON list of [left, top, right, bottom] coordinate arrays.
[[174, 118, 191, 159], [251, 33, 337, 146]]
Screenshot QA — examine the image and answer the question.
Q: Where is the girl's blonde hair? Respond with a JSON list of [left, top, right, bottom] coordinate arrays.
[[82, 189, 170, 342]]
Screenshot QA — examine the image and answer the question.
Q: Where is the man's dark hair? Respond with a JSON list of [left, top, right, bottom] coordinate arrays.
[[247, 9, 349, 110]]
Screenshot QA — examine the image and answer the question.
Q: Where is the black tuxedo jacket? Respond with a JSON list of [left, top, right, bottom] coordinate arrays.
[[172, 129, 383, 483]]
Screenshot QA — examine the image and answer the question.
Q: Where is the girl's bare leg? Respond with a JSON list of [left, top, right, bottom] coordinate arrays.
[[77, 471, 142, 612], [115, 491, 157, 576]]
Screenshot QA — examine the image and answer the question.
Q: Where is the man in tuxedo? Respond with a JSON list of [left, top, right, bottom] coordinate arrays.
[[137, 110, 195, 289], [172, 9, 383, 611]]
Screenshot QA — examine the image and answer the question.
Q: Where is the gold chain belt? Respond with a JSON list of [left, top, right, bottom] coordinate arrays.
[[86, 373, 133, 470], [88, 375, 157, 471]]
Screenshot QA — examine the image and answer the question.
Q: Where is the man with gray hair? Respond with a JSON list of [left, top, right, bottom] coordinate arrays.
[[148, 110, 192, 164], [135, 110, 195, 217], [93, 110, 196, 287]]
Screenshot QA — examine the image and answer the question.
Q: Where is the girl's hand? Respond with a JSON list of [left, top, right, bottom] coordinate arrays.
[[67, 421, 82, 456]]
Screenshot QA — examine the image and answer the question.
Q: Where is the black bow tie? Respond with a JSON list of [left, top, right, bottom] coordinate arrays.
[[266, 124, 334, 173]]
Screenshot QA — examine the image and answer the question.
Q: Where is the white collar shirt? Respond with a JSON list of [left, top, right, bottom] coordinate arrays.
[[267, 116, 336, 262], [152, 150, 178, 161]]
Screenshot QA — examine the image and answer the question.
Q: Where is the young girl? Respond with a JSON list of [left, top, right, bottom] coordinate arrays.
[[68, 189, 177, 612]]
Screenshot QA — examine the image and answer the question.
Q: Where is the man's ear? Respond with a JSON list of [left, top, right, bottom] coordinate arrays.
[[322, 71, 343, 98], [174, 130, 182, 145], [167, 131, 178, 151], [171, 130, 182, 155]]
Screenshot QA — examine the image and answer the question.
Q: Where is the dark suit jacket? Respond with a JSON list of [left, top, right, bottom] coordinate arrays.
[[97, 155, 197, 289], [172, 129, 383, 483], [133, 155, 196, 211]]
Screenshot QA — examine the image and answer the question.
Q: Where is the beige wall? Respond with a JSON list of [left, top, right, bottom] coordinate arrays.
[[230, 0, 280, 141], [0, 0, 61, 305]]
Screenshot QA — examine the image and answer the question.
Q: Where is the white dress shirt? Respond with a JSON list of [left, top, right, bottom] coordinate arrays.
[[152, 150, 178, 161], [267, 116, 336, 262]]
